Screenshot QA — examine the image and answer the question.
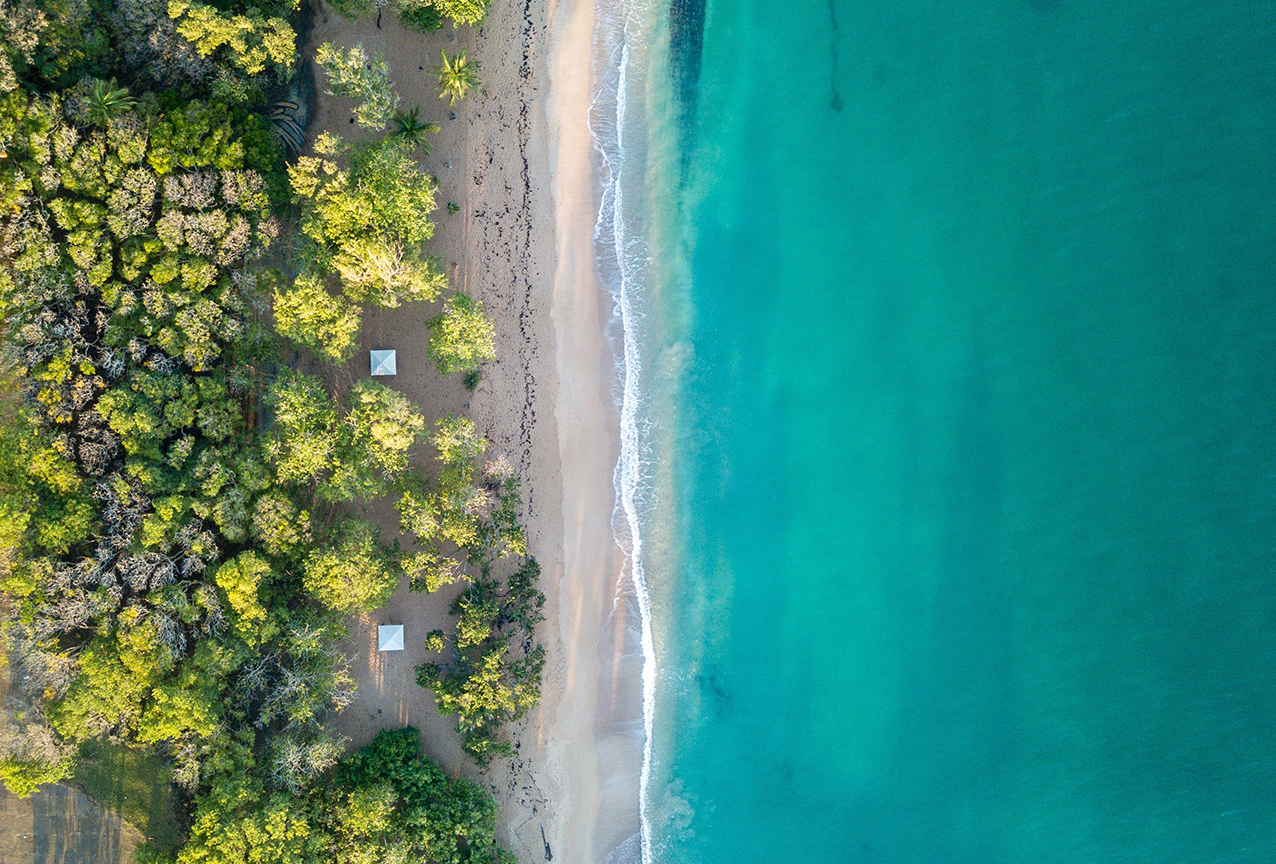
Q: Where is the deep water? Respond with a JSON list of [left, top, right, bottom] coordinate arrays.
[[645, 1, 1276, 861]]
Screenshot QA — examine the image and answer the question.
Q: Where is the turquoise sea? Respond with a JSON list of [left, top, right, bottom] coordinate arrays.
[[601, 0, 1276, 861]]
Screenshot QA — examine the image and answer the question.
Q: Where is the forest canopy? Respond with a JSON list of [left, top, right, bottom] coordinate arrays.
[[0, 0, 531, 856]]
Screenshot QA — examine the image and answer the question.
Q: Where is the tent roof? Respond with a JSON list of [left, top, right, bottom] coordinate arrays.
[[370, 349, 397, 376], [378, 624, 404, 651]]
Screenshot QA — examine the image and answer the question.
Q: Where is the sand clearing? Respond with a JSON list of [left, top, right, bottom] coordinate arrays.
[[304, 0, 641, 860]]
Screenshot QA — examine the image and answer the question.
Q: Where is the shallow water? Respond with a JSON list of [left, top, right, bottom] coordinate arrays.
[[637, 1, 1276, 861]]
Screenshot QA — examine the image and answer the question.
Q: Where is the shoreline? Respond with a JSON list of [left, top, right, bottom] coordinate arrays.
[[510, 0, 646, 856]]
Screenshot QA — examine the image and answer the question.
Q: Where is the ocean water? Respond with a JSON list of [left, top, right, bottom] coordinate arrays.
[[595, 0, 1276, 862]]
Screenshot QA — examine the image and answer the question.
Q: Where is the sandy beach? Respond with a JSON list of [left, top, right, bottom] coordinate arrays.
[[303, 0, 642, 860]]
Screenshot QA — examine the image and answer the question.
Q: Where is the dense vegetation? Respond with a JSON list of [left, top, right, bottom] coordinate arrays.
[[0, 0, 538, 857]]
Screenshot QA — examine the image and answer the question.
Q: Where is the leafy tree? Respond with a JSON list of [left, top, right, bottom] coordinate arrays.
[[321, 379, 426, 503], [0, 0, 108, 90], [178, 774, 327, 864], [290, 134, 444, 310], [265, 371, 339, 488], [399, 415, 541, 762], [315, 42, 398, 130], [394, 0, 488, 30], [433, 49, 480, 107], [168, 0, 297, 79], [247, 616, 355, 733], [0, 9, 540, 849], [393, 0, 442, 33], [272, 272, 361, 363], [250, 491, 311, 558], [427, 293, 496, 376], [344, 380, 426, 477], [172, 728, 514, 864], [430, 0, 490, 25], [302, 520, 398, 613], [266, 374, 425, 504], [416, 558, 545, 763], [0, 754, 74, 798], [390, 106, 440, 154], [324, 727, 514, 864], [400, 547, 460, 593], [213, 552, 275, 645], [433, 415, 485, 466], [0, 93, 298, 801], [332, 236, 448, 311]]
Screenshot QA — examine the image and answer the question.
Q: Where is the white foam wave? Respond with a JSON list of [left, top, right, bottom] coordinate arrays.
[[589, 0, 657, 861]]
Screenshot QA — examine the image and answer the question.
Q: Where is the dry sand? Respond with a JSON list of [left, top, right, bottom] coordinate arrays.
[[305, 0, 643, 861]]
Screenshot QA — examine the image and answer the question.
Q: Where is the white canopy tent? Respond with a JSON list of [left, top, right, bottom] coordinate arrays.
[[370, 349, 397, 376], [377, 624, 404, 652]]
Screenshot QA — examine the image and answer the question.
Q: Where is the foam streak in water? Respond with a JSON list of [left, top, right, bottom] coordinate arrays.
[[590, 0, 656, 860]]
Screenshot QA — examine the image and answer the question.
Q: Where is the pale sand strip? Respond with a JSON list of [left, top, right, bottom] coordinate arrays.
[[541, 0, 612, 855]]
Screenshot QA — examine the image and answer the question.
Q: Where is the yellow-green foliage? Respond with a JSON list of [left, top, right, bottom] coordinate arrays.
[[429, 0, 490, 25], [331, 236, 448, 309], [250, 491, 311, 558], [426, 292, 496, 375], [432, 48, 480, 107], [213, 552, 274, 645], [177, 729, 513, 864], [344, 379, 426, 478], [265, 372, 339, 487], [272, 272, 361, 363], [179, 777, 324, 864], [169, 0, 297, 79], [0, 755, 74, 798], [288, 134, 445, 314], [302, 520, 397, 613], [314, 42, 397, 130], [416, 582, 544, 763], [432, 415, 485, 466], [266, 373, 426, 504]]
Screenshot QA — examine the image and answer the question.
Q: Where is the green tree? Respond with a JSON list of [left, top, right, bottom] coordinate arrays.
[[433, 49, 480, 107], [168, 0, 297, 79], [393, 0, 488, 29], [266, 372, 340, 488], [178, 775, 327, 864], [324, 727, 514, 864], [290, 134, 444, 308], [390, 106, 440, 154], [0, 756, 74, 799], [266, 374, 425, 504], [326, 0, 375, 17], [322, 380, 426, 503], [427, 293, 496, 376], [332, 237, 448, 310], [432, 415, 485, 467], [415, 553, 543, 762], [302, 520, 398, 613], [272, 272, 362, 363], [84, 79, 135, 127], [436, 0, 489, 25], [213, 552, 275, 645], [393, 0, 443, 33], [251, 491, 311, 558], [315, 42, 398, 130]]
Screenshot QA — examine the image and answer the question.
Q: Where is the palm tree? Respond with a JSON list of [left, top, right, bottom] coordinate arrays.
[[85, 79, 136, 126], [433, 50, 481, 107], [390, 106, 441, 154]]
